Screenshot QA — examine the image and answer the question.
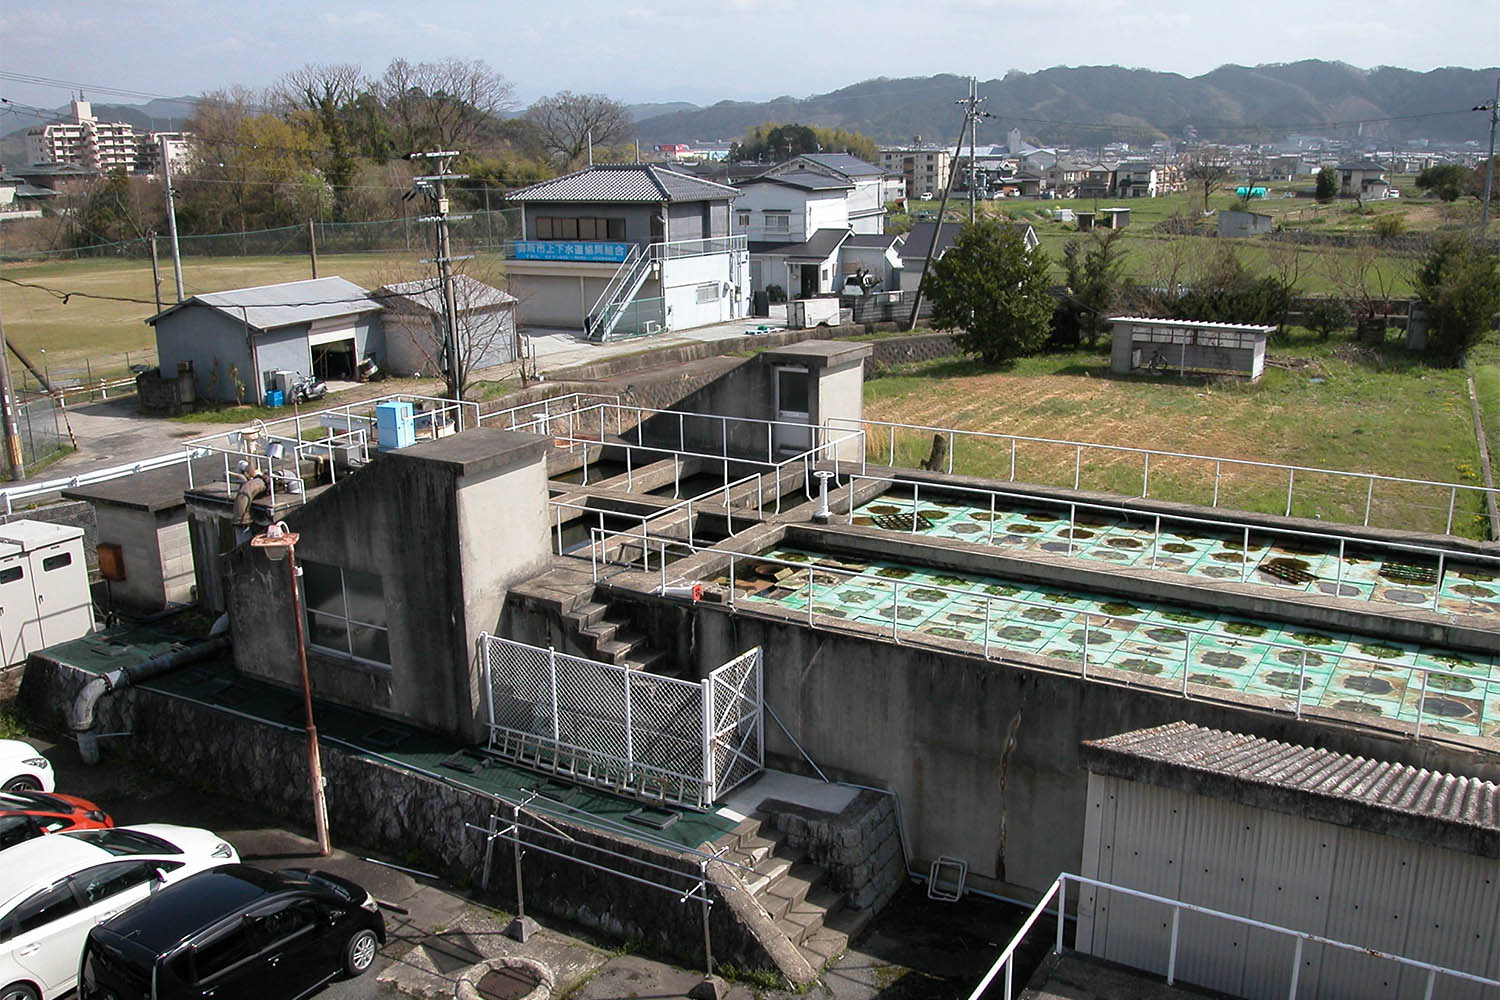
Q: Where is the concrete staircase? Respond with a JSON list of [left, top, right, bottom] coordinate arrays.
[[719, 813, 873, 976], [562, 598, 672, 675]]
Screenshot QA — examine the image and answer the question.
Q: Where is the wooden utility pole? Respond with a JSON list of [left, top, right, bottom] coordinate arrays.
[[1478, 77, 1499, 231], [160, 134, 185, 301], [149, 236, 163, 315], [0, 293, 27, 481], [307, 219, 319, 279]]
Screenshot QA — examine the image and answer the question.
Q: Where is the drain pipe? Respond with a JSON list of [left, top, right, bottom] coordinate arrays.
[[71, 633, 232, 764]]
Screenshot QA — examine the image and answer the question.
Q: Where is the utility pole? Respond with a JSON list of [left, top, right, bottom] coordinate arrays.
[[0, 293, 26, 480], [307, 219, 319, 279], [963, 77, 992, 225], [149, 236, 163, 316], [160, 134, 185, 301], [407, 151, 472, 404], [1477, 77, 1499, 232], [587, 128, 594, 167]]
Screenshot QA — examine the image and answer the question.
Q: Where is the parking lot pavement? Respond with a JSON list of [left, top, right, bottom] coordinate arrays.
[[18, 728, 1019, 1000]]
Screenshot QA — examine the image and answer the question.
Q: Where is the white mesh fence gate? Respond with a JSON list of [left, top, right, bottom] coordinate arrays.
[[479, 636, 763, 810]]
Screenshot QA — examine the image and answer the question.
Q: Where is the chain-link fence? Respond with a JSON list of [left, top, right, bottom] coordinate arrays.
[[480, 635, 763, 810], [2, 209, 525, 263], [13, 393, 65, 468]]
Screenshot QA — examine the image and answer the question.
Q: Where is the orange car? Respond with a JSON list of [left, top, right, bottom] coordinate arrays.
[[0, 789, 113, 851]]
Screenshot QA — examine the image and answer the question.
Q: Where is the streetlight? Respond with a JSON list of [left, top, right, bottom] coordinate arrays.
[[251, 520, 331, 856]]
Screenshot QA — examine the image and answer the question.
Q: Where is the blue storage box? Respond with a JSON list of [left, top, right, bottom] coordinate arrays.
[[375, 400, 415, 450], [265, 389, 284, 407]]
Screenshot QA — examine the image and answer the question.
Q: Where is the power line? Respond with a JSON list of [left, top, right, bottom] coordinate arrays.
[[0, 275, 449, 309]]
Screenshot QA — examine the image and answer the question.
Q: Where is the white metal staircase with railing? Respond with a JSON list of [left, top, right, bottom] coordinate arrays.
[[587, 243, 656, 342]]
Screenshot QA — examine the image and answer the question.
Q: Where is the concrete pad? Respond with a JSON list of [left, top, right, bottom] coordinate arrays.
[[717, 769, 858, 821], [570, 955, 756, 1000], [1019, 952, 1235, 999]]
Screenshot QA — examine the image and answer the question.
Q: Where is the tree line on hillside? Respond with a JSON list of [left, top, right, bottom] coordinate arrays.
[[48, 60, 641, 249], [930, 221, 1499, 368]]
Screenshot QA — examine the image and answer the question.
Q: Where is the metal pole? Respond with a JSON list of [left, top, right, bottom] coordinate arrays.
[[149, 236, 163, 315], [161, 135, 185, 301], [0, 296, 26, 480], [1287, 936, 1304, 1000], [1297, 650, 1308, 720], [548, 647, 560, 743], [1480, 77, 1498, 231], [1167, 906, 1181, 985], [1415, 670, 1428, 739], [700, 863, 714, 976], [512, 803, 525, 919], [307, 219, 319, 279], [287, 545, 331, 856]]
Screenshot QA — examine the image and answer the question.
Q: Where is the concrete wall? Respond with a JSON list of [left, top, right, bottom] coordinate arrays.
[[92, 505, 193, 611], [153, 306, 254, 403], [228, 429, 552, 741], [661, 251, 748, 331], [255, 324, 310, 397], [679, 603, 1500, 900]]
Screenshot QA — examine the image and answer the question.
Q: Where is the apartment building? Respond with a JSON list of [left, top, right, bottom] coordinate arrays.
[[878, 146, 951, 197], [25, 98, 190, 176]]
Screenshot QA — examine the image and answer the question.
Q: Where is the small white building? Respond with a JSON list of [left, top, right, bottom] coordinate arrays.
[[763, 153, 892, 234], [1108, 316, 1273, 380]]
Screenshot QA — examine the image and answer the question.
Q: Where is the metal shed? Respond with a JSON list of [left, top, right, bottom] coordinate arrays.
[[0, 519, 94, 664], [1076, 722, 1500, 1000], [1108, 316, 1273, 380]]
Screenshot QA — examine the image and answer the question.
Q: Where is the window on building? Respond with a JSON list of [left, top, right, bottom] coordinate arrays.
[[736, 212, 750, 228], [764, 213, 790, 232], [533, 216, 626, 241], [695, 282, 719, 304], [303, 560, 390, 666]]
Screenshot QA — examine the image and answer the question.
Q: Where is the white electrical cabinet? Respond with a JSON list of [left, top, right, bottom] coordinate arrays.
[[0, 520, 94, 665]]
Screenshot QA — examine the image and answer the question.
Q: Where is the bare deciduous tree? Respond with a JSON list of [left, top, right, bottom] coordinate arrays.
[[375, 256, 518, 399], [526, 91, 634, 167], [377, 58, 516, 152], [1185, 153, 1231, 214]]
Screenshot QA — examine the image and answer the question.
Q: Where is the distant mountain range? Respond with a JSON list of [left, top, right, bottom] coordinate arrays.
[[632, 62, 1500, 147]]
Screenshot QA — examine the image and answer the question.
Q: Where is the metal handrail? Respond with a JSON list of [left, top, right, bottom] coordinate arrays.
[[831, 416, 1500, 535], [967, 872, 1500, 1000], [841, 472, 1500, 616], [0, 450, 190, 515], [590, 245, 655, 339], [595, 533, 1494, 739]]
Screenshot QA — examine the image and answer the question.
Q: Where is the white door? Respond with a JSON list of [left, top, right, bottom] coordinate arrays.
[[0, 555, 38, 665], [28, 542, 89, 650], [773, 366, 812, 454]]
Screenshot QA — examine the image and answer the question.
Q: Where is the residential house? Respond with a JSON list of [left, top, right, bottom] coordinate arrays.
[[1043, 160, 1088, 198], [148, 277, 384, 403], [1336, 160, 1391, 200], [1079, 163, 1119, 199], [764, 153, 893, 233], [502, 165, 749, 339], [10, 162, 98, 195], [897, 221, 1038, 292], [839, 233, 905, 295], [1114, 161, 1159, 198]]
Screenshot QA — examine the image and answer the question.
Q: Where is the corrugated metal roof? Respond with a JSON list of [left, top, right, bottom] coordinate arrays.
[[1082, 721, 1500, 856], [147, 277, 382, 330], [1108, 316, 1277, 333], [504, 165, 737, 203], [379, 275, 516, 314]]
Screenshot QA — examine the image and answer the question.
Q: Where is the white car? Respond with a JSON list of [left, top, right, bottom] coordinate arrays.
[[0, 742, 53, 794], [0, 825, 237, 1000]]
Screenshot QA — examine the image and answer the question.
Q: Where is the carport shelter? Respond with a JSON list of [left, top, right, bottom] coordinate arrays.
[[148, 277, 383, 403]]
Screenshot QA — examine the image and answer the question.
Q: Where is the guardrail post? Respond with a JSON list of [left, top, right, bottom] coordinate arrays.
[[1414, 670, 1428, 740], [1068, 503, 1077, 557], [1285, 468, 1296, 517], [1446, 486, 1457, 535], [1166, 905, 1181, 985], [1009, 439, 1017, 481], [1182, 633, 1192, 690], [984, 598, 991, 659], [912, 483, 921, 533], [1142, 452, 1150, 498], [1242, 526, 1250, 581], [1296, 651, 1307, 719], [1363, 477, 1375, 526], [660, 541, 667, 594], [512, 803, 526, 920], [548, 647, 560, 743], [1082, 616, 1090, 676], [1336, 538, 1346, 595], [1055, 878, 1066, 955], [1212, 460, 1222, 507], [1151, 514, 1160, 569], [1003, 961, 1012, 1000], [1432, 552, 1445, 612], [1287, 936, 1304, 1000], [891, 582, 900, 643], [729, 555, 736, 608], [1074, 445, 1082, 490], [624, 667, 634, 769], [947, 431, 955, 474], [889, 424, 896, 467]]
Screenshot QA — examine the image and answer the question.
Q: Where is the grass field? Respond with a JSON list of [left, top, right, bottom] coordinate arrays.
[[861, 331, 1495, 539], [0, 251, 495, 377], [904, 179, 1495, 296]]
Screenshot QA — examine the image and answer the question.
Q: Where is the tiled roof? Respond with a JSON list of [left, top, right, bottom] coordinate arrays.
[[504, 165, 738, 203], [148, 277, 382, 330], [845, 233, 902, 249], [1082, 721, 1500, 857], [795, 153, 884, 178], [739, 170, 852, 192], [747, 228, 851, 261]]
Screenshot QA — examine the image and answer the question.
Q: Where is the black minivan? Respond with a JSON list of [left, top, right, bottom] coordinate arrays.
[[78, 864, 385, 1000]]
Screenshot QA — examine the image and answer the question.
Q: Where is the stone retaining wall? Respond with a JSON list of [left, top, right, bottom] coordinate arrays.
[[864, 334, 962, 377], [761, 789, 908, 913], [17, 654, 782, 973]]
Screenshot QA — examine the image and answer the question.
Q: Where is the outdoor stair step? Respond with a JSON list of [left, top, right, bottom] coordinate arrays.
[[724, 816, 763, 850], [620, 647, 667, 674], [567, 602, 610, 627], [741, 849, 803, 897], [798, 925, 851, 972], [776, 893, 829, 947], [823, 903, 874, 943], [757, 865, 826, 922]]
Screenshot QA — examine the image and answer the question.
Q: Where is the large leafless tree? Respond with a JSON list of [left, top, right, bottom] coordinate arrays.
[[526, 91, 634, 167], [377, 58, 516, 153]]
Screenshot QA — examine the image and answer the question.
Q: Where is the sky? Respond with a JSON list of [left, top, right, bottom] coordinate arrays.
[[1, 0, 1497, 117]]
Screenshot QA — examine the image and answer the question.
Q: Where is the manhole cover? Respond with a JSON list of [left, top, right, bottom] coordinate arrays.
[[1260, 558, 1316, 584], [476, 967, 542, 1000], [873, 511, 933, 532]]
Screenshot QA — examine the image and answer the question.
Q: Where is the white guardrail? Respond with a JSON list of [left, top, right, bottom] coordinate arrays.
[[830, 416, 1500, 537], [967, 872, 1500, 1000]]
